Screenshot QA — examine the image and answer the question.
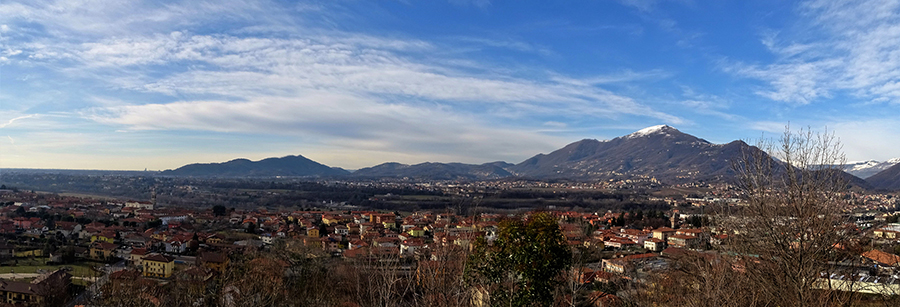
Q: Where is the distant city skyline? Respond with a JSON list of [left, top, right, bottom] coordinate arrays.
[[2, 0, 900, 170]]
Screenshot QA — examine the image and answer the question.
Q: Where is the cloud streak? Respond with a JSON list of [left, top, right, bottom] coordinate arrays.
[[726, 0, 900, 105]]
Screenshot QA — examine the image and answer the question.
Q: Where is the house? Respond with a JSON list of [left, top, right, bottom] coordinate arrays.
[[644, 238, 666, 252], [91, 230, 116, 243], [602, 253, 659, 274], [125, 201, 154, 210], [667, 228, 708, 249], [199, 251, 229, 273], [0, 269, 71, 305], [874, 225, 900, 240], [205, 234, 225, 245], [164, 240, 186, 254], [651, 227, 677, 241], [130, 248, 148, 268], [400, 239, 425, 257], [604, 237, 636, 249], [373, 237, 399, 248], [11, 217, 33, 229], [90, 242, 119, 261], [306, 227, 320, 238], [407, 227, 425, 238], [124, 234, 149, 248], [667, 235, 702, 249], [261, 233, 275, 245], [348, 239, 368, 250], [142, 253, 176, 278], [620, 229, 650, 244], [862, 249, 900, 274], [55, 221, 82, 238], [72, 246, 89, 259], [334, 225, 349, 236]]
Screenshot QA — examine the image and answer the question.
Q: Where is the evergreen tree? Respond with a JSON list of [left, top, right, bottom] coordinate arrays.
[[467, 212, 571, 307]]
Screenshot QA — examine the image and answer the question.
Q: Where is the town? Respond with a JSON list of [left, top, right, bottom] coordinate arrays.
[[0, 175, 899, 306]]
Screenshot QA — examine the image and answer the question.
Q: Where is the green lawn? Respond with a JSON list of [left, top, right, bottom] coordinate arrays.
[[0, 262, 103, 277]]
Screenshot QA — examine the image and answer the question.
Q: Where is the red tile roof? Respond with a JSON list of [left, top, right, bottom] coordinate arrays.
[[862, 249, 900, 266]]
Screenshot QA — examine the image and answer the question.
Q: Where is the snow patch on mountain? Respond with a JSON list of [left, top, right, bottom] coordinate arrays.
[[843, 158, 900, 179], [626, 125, 671, 138]]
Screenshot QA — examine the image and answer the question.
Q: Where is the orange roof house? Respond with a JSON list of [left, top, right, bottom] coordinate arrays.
[[862, 249, 900, 266]]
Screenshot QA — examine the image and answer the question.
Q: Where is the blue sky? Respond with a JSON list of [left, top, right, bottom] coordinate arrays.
[[2, 0, 900, 170]]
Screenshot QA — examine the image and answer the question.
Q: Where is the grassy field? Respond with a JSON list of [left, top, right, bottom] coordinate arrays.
[[0, 261, 103, 277], [40, 191, 122, 201]]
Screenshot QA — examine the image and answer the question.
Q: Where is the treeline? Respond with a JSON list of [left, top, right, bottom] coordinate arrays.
[[0, 173, 156, 199]]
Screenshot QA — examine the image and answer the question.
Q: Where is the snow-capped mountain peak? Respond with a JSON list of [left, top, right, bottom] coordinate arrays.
[[626, 125, 673, 138], [843, 158, 900, 179]]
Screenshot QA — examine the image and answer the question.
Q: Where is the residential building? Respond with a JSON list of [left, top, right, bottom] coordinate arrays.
[[644, 238, 666, 252], [199, 251, 229, 273], [143, 253, 176, 278], [0, 269, 70, 305]]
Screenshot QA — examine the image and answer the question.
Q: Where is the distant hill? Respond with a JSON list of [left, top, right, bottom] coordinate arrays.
[[160, 155, 349, 177], [510, 125, 756, 183], [352, 161, 515, 180], [866, 163, 900, 190]]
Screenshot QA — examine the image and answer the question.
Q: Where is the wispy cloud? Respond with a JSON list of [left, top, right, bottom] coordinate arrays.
[[0, 114, 35, 129], [3, 0, 684, 167], [17, 27, 682, 124], [726, 0, 900, 105], [88, 93, 569, 166]]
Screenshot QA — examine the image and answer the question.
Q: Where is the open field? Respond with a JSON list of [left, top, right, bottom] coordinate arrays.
[[0, 262, 103, 278]]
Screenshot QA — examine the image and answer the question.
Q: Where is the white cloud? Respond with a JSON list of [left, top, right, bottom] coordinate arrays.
[[89, 92, 569, 166], [0, 114, 36, 129], [0, 0, 688, 168], [728, 0, 900, 105], [14, 30, 680, 124]]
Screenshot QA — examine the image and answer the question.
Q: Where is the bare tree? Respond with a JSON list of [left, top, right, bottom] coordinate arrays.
[[632, 250, 759, 307], [723, 126, 857, 306], [411, 244, 472, 307], [347, 248, 417, 307], [92, 270, 163, 307]]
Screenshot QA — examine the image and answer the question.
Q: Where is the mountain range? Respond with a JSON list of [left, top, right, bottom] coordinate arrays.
[[160, 125, 900, 190], [842, 158, 900, 179], [160, 155, 349, 177]]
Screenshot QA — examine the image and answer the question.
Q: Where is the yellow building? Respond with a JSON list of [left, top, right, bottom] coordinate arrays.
[[322, 215, 345, 226], [206, 234, 224, 244], [90, 242, 119, 261], [143, 254, 176, 278], [407, 227, 425, 238], [307, 227, 320, 238], [199, 251, 229, 273], [91, 230, 116, 243]]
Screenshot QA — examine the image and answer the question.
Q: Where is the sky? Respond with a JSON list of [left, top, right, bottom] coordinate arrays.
[[2, 0, 900, 171]]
